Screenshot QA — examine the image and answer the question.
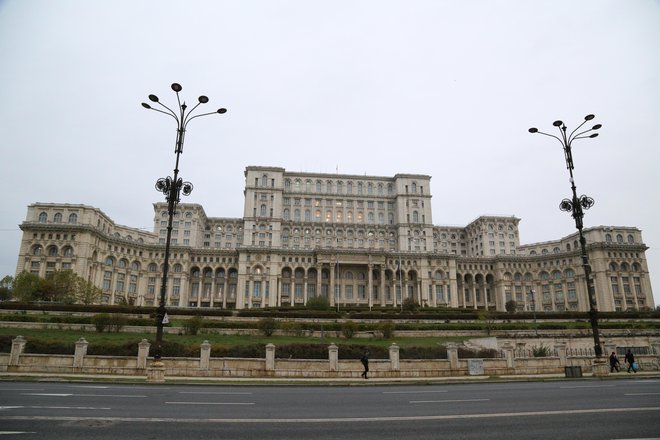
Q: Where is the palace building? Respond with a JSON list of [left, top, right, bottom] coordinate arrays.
[[16, 166, 654, 312]]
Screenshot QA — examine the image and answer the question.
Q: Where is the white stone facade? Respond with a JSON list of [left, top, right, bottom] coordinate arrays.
[[15, 166, 654, 312]]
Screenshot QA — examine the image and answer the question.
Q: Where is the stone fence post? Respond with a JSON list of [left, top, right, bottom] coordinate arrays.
[[446, 343, 459, 370], [651, 339, 660, 358], [73, 338, 88, 368], [502, 343, 515, 369], [265, 344, 275, 371], [389, 343, 400, 371], [9, 336, 27, 366], [604, 340, 617, 359], [200, 340, 211, 370], [137, 339, 150, 369], [328, 344, 338, 371], [555, 342, 567, 366]]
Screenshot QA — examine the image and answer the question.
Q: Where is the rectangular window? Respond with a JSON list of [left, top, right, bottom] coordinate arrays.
[[345, 285, 353, 299], [358, 285, 366, 299], [253, 281, 261, 298]]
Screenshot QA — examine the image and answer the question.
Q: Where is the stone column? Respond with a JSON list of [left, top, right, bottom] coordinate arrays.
[[555, 342, 567, 366], [502, 342, 515, 369], [200, 340, 211, 370], [137, 339, 150, 369], [265, 343, 275, 371], [9, 336, 27, 366], [389, 343, 400, 371], [328, 344, 338, 371], [329, 266, 336, 307], [446, 343, 459, 370], [367, 264, 373, 309], [650, 339, 660, 360], [73, 338, 88, 368]]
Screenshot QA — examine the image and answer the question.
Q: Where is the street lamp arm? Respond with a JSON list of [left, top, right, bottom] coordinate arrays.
[[184, 110, 228, 129], [153, 100, 181, 122], [530, 129, 564, 146], [567, 118, 590, 142], [143, 106, 179, 123]]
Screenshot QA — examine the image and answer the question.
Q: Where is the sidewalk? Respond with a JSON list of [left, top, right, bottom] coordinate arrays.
[[1, 370, 658, 385]]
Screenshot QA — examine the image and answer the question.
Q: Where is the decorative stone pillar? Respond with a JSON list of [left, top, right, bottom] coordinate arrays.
[[9, 335, 27, 366], [592, 358, 610, 376], [265, 343, 275, 371], [389, 343, 400, 371], [446, 343, 459, 370], [604, 340, 617, 359], [200, 340, 211, 370], [502, 343, 515, 369], [650, 339, 660, 360], [73, 338, 88, 368], [137, 339, 150, 369], [555, 342, 567, 366], [147, 360, 165, 383], [328, 344, 338, 371]]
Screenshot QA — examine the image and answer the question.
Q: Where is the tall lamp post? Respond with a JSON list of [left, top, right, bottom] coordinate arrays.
[[528, 114, 603, 358], [142, 83, 227, 361]]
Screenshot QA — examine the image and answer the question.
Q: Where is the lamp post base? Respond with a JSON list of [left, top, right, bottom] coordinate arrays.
[[147, 360, 165, 383]]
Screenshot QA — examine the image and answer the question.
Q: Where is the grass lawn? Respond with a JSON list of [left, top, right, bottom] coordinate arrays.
[[0, 326, 468, 350]]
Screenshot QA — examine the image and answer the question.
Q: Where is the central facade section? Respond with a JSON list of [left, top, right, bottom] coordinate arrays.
[[185, 166, 445, 309]]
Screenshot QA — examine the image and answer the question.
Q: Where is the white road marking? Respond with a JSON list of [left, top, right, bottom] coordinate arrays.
[[559, 385, 617, 389], [0, 432, 36, 435], [71, 385, 109, 389], [22, 393, 145, 398], [410, 399, 490, 404], [625, 393, 660, 396], [165, 402, 255, 405], [1, 406, 658, 423], [178, 391, 253, 395], [0, 407, 23, 410], [29, 406, 111, 410], [383, 390, 448, 394]]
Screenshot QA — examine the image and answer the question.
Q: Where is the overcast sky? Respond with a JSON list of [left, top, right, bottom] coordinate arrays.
[[0, 0, 658, 306]]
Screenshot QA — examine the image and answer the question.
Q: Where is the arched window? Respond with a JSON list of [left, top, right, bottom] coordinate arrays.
[[367, 183, 373, 194], [173, 263, 182, 273], [105, 257, 115, 266], [616, 234, 623, 244], [541, 248, 548, 254], [305, 180, 312, 192], [326, 180, 333, 193], [47, 246, 58, 256], [387, 183, 393, 195], [605, 233, 612, 243], [118, 259, 128, 269], [378, 184, 383, 195], [294, 209, 301, 221], [261, 174, 268, 187], [305, 210, 311, 221], [621, 262, 629, 272], [294, 179, 301, 191], [564, 269, 575, 278], [336, 181, 343, 194], [357, 182, 363, 195], [260, 204, 267, 216], [435, 270, 443, 280], [540, 271, 549, 280], [378, 212, 384, 224], [148, 263, 157, 272], [347, 182, 353, 194], [316, 181, 322, 192], [627, 234, 634, 244], [284, 179, 291, 190], [131, 261, 140, 271], [412, 211, 419, 223], [191, 268, 201, 277], [609, 262, 619, 272], [411, 182, 417, 193], [367, 212, 374, 223], [62, 246, 73, 257], [54, 213, 62, 223], [32, 245, 42, 256], [552, 271, 561, 280], [68, 213, 78, 224], [283, 209, 290, 221], [38, 212, 48, 223], [553, 247, 561, 253]]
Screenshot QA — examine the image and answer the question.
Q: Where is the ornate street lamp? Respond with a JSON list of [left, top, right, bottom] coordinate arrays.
[[142, 83, 227, 362], [528, 115, 603, 358]]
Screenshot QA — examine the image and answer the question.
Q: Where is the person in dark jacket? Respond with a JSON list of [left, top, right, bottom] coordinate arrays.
[[360, 350, 369, 379], [624, 349, 636, 373], [609, 352, 620, 372]]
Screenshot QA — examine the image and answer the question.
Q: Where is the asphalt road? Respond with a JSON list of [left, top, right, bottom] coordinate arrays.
[[1, 379, 659, 439]]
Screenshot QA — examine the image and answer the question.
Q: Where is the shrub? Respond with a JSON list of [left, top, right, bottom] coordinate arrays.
[[341, 320, 357, 339], [258, 317, 278, 336], [532, 344, 551, 357], [305, 296, 330, 311], [505, 300, 517, 313], [92, 313, 112, 332], [402, 297, 419, 313], [183, 316, 204, 335], [378, 320, 395, 339], [281, 320, 304, 336]]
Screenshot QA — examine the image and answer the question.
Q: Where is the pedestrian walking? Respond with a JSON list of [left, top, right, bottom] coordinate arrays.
[[360, 350, 369, 379], [609, 351, 620, 373], [624, 349, 637, 373]]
